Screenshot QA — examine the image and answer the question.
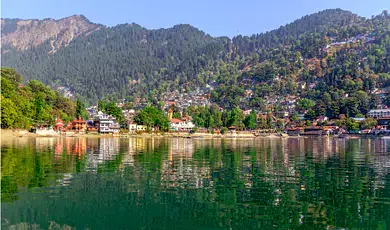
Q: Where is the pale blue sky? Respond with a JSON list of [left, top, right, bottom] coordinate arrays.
[[1, 0, 388, 37]]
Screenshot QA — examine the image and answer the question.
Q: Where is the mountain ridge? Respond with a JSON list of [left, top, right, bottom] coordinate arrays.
[[0, 8, 362, 52], [1, 14, 103, 52], [1, 9, 389, 108]]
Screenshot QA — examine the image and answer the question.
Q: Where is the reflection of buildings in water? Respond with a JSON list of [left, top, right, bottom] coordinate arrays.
[[56, 173, 73, 187], [54, 138, 64, 158], [98, 138, 119, 160], [54, 137, 87, 159], [72, 138, 87, 159], [161, 138, 209, 189], [85, 138, 120, 170], [129, 138, 390, 203], [123, 138, 149, 165], [123, 138, 160, 166], [168, 138, 194, 160], [35, 138, 55, 152], [372, 139, 390, 154], [66, 137, 71, 154], [369, 139, 390, 189]]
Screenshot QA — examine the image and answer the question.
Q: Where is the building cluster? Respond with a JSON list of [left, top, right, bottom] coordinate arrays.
[[54, 116, 87, 133], [56, 86, 74, 98], [325, 33, 376, 49], [161, 87, 211, 111], [54, 111, 120, 134]]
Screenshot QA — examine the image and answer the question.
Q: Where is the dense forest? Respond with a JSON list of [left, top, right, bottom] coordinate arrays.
[[0, 68, 77, 128], [2, 9, 390, 112]]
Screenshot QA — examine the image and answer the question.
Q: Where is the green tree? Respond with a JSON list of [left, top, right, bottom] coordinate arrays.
[[75, 98, 88, 120], [297, 98, 316, 111], [244, 110, 257, 130], [0, 96, 18, 128], [35, 94, 44, 122], [304, 109, 317, 121], [102, 102, 124, 124], [229, 107, 244, 129], [134, 106, 170, 131], [266, 113, 274, 129], [360, 118, 377, 129], [346, 118, 360, 131], [0, 68, 76, 129], [258, 115, 267, 129]]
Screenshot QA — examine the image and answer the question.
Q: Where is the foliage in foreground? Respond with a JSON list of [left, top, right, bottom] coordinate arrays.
[[0, 68, 76, 129]]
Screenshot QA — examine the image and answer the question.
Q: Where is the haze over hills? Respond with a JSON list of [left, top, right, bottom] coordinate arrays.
[[1, 9, 390, 117]]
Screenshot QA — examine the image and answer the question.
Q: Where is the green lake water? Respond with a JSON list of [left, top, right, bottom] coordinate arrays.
[[1, 137, 390, 229]]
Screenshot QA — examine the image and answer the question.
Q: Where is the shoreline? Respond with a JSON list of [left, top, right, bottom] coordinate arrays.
[[1, 129, 386, 140], [0, 129, 285, 139]]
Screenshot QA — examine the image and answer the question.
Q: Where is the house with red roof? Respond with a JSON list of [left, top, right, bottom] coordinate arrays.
[[54, 118, 64, 131], [170, 117, 195, 131]]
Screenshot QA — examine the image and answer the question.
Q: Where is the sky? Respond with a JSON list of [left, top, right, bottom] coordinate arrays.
[[1, 0, 389, 37]]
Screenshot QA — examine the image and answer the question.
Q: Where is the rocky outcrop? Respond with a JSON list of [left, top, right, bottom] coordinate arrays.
[[1, 15, 103, 53]]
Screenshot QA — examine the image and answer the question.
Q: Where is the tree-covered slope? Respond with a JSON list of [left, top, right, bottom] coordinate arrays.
[[1, 9, 389, 106], [0, 68, 76, 128]]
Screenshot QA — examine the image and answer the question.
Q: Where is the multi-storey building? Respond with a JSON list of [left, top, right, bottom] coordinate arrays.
[[93, 111, 120, 133]]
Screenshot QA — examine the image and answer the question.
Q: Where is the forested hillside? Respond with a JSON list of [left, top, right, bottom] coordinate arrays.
[[1, 9, 390, 112], [0, 68, 76, 128]]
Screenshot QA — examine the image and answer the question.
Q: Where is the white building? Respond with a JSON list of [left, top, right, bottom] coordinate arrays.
[[170, 118, 195, 131], [367, 109, 390, 118], [93, 111, 120, 133], [129, 122, 148, 132]]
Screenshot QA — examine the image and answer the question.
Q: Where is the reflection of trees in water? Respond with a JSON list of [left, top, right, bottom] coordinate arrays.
[[2, 138, 390, 229], [1, 137, 89, 202]]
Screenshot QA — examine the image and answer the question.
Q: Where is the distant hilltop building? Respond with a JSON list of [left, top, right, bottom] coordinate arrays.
[[367, 109, 390, 118]]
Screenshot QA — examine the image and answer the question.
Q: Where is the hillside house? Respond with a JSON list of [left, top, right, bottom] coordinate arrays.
[[367, 109, 390, 118]]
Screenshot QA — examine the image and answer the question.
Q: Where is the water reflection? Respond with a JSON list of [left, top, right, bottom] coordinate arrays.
[[1, 137, 390, 229]]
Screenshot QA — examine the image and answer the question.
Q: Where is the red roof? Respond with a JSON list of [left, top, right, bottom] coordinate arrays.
[[171, 118, 183, 124], [55, 118, 64, 127], [73, 119, 86, 123], [182, 116, 192, 121]]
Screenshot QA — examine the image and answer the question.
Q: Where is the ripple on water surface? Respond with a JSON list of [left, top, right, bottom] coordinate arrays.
[[1, 137, 390, 229]]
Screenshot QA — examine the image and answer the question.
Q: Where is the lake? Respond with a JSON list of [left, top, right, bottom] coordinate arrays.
[[1, 137, 390, 229]]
